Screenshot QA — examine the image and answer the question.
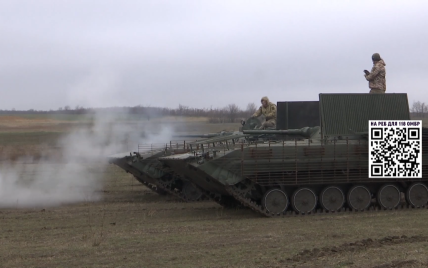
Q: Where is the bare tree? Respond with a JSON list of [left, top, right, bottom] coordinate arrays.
[[219, 108, 227, 123], [411, 101, 427, 117], [226, 104, 240, 123], [178, 104, 189, 116], [246, 102, 258, 117]]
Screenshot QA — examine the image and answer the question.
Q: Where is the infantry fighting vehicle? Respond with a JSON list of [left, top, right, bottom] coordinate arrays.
[[109, 101, 320, 202], [158, 94, 428, 217]]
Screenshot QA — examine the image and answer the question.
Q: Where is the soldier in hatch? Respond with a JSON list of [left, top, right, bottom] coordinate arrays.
[[251, 96, 277, 129], [364, 53, 386, 94]]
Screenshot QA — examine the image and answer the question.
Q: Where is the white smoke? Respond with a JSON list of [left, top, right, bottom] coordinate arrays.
[[0, 107, 174, 208], [0, 66, 179, 208], [0, 162, 101, 207]]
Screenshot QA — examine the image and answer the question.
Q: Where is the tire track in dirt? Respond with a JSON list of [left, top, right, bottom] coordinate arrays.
[[289, 235, 428, 263]]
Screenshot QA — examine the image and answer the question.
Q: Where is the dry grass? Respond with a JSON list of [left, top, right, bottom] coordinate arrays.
[[1, 114, 428, 268], [0, 115, 91, 133]]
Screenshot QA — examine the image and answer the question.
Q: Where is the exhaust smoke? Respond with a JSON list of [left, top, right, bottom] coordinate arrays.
[[0, 110, 174, 208]]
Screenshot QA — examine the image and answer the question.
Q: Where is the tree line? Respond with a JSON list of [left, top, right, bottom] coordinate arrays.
[[2, 101, 424, 122], [0, 103, 260, 123]]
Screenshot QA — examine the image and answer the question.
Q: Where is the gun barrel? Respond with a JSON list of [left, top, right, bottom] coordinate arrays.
[[173, 131, 235, 139], [173, 134, 220, 138], [243, 126, 320, 139], [243, 130, 301, 135]]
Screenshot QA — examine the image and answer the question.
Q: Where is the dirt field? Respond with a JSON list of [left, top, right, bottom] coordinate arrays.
[[1, 114, 428, 268]]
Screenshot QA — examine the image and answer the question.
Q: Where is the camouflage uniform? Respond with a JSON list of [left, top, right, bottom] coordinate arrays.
[[252, 96, 277, 129], [365, 59, 386, 94]]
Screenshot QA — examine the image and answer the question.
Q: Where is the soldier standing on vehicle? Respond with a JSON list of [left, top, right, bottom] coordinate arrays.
[[364, 53, 386, 94], [251, 96, 277, 129]]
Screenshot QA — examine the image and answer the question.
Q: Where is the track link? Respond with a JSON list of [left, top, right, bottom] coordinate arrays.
[[132, 175, 168, 195], [225, 185, 273, 216], [155, 178, 208, 202], [186, 183, 242, 208], [112, 162, 207, 202], [152, 166, 209, 202]]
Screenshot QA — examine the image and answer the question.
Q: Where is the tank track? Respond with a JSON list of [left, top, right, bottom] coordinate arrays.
[[112, 158, 207, 202], [174, 179, 242, 208], [195, 186, 242, 208], [154, 177, 209, 202], [114, 162, 207, 202], [225, 185, 428, 217], [132, 175, 168, 195]]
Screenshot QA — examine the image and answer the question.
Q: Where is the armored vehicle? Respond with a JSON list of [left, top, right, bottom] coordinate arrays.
[[159, 94, 428, 217], [109, 101, 320, 202]]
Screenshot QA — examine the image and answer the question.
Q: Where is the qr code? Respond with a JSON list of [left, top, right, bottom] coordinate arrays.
[[369, 120, 422, 178]]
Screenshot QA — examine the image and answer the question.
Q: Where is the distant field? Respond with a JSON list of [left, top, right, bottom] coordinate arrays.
[[15, 113, 92, 121], [0, 114, 240, 161]]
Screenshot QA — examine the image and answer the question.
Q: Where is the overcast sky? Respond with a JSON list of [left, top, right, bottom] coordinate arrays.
[[0, 0, 427, 110]]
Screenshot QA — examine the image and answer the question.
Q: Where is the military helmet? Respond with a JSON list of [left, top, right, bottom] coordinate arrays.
[[372, 53, 381, 61]]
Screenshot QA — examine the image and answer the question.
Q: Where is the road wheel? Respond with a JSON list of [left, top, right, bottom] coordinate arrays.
[[320, 186, 345, 212], [347, 185, 371, 211], [406, 183, 428, 208], [262, 189, 289, 215], [291, 187, 317, 214], [377, 184, 401, 209]]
